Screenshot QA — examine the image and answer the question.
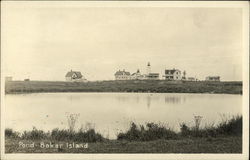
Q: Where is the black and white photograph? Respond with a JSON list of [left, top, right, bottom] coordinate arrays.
[[1, 1, 249, 160]]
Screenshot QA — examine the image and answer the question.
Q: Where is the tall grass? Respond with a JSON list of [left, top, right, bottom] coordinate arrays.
[[5, 127, 104, 142], [51, 128, 104, 142], [117, 122, 177, 141], [179, 115, 242, 138], [5, 128, 20, 138], [216, 115, 242, 136], [22, 127, 50, 140], [5, 113, 105, 142], [5, 115, 242, 142]]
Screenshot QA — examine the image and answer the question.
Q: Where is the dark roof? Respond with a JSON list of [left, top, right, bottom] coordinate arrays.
[[114, 70, 130, 76], [165, 69, 181, 74], [65, 71, 83, 78]]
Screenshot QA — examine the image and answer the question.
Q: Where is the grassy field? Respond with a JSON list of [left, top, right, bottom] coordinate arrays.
[[5, 136, 242, 153], [5, 80, 242, 94]]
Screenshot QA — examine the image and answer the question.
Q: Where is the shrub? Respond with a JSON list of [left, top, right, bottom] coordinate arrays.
[[51, 128, 104, 142], [216, 115, 242, 135], [51, 128, 74, 141], [179, 123, 191, 137], [179, 115, 242, 138], [74, 129, 104, 142], [21, 127, 49, 140], [117, 122, 177, 141], [5, 128, 20, 138]]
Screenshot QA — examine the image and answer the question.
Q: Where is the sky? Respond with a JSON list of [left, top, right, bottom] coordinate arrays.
[[2, 3, 243, 81]]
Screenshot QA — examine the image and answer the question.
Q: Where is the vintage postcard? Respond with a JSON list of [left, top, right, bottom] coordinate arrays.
[[1, 1, 249, 160]]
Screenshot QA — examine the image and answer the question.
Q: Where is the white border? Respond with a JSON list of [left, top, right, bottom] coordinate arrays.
[[1, 1, 249, 160]]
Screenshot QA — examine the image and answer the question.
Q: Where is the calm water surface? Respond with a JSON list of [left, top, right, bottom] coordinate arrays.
[[5, 93, 242, 139]]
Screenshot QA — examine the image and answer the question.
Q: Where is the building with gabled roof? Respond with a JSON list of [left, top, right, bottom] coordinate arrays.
[[114, 69, 131, 80], [65, 70, 87, 82], [130, 69, 143, 80], [163, 68, 181, 80]]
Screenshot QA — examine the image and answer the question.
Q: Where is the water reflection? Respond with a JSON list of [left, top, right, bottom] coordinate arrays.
[[165, 96, 181, 104], [147, 95, 151, 109], [5, 93, 242, 139], [115, 94, 184, 108]]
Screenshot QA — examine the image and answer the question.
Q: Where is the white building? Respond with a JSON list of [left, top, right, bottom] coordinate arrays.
[[163, 69, 182, 80], [130, 69, 143, 80], [114, 62, 160, 80], [146, 62, 151, 75], [145, 62, 160, 80], [147, 73, 160, 80], [114, 69, 131, 80], [65, 70, 87, 82]]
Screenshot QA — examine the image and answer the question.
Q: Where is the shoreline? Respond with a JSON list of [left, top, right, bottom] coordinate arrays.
[[5, 80, 242, 95], [5, 115, 242, 153]]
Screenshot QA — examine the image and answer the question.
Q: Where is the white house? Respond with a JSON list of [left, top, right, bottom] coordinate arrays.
[[163, 69, 182, 80], [130, 69, 143, 80], [114, 69, 131, 80], [65, 70, 87, 82]]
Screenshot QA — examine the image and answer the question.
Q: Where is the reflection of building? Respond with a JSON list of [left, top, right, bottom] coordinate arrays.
[[165, 96, 181, 104], [147, 95, 151, 109], [65, 70, 87, 82], [114, 69, 131, 80], [5, 76, 12, 82], [205, 76, 220, 81], [163, 69, 181, 80]]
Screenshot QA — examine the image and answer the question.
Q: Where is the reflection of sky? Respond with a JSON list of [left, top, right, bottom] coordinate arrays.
[[5, 93, 242, 139]]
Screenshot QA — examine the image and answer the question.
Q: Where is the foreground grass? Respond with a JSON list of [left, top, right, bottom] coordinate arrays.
[[5, 136, 242, 153], [5, 116, 242, 153], [5, 80, 242, 94]]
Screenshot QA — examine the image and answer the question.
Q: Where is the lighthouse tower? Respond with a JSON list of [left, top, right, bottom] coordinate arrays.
[[146, 62, 151, 75]]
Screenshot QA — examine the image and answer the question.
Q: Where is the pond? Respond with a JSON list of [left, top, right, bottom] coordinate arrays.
[[5, 92, 242, 139]]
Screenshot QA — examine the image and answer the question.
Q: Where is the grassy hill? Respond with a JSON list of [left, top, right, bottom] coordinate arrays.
[[5, 80, 242, 94]]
